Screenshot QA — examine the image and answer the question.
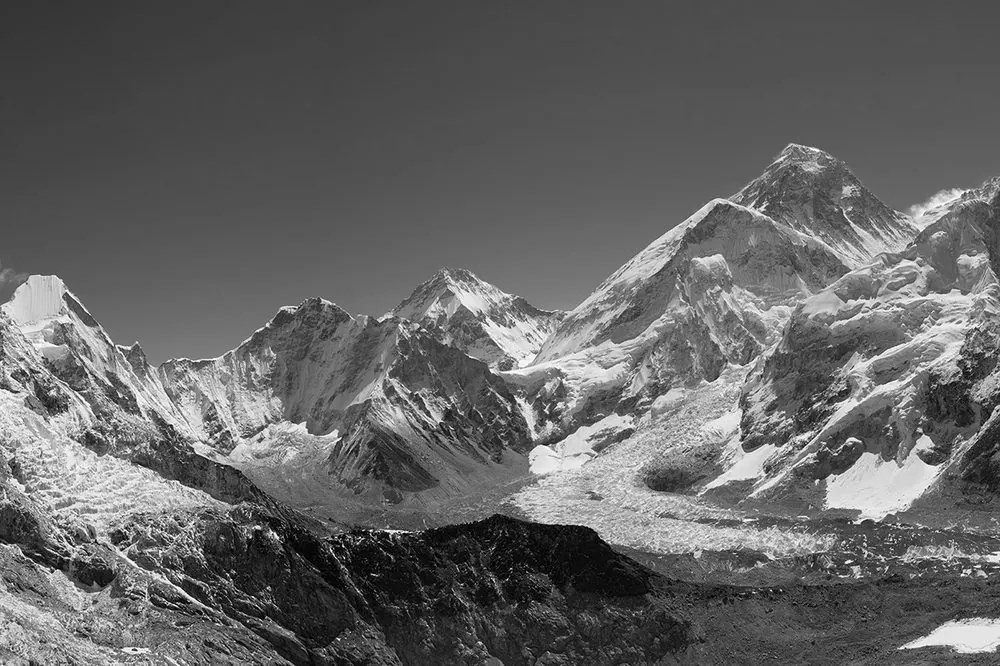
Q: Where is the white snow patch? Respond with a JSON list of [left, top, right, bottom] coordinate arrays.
[[800, 290, 844, 318], [900, 618, 1000, 654], [704, 442, 779, 491], [651, 388, 689, 418], [825, 452, 944, 519], [700, 410, 741, 438], [529, 413, 633, 475]]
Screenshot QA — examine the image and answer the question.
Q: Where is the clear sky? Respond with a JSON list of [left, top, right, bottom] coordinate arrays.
[[2, 1, 998, 362]]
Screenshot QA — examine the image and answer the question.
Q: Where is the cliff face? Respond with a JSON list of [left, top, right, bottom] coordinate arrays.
[[736, 190, 1000, 516], [108, 512, 692, 665], [731, 143, 918, 268]]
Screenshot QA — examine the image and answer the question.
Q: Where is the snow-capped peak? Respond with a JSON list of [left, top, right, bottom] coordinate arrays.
[[390, 267, 561, 368], [393, 266, 501, 319], [773, 143, 831, 170], [731, 143, 918, 267], [534, 197, 847, 362], [1, 274, 73, 326]]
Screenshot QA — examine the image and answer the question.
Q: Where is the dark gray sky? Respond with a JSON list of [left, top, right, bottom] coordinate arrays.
[[2, 1, 998, 362]]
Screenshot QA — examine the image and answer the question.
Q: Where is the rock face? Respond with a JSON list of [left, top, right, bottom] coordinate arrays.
[[159, 298, 532, 510], [735, 188, 1000, 516], [731, 143, 918, 268], [389, 267, 562, 370], [110, 512, 693, 665], [1, 275, 184, 435]]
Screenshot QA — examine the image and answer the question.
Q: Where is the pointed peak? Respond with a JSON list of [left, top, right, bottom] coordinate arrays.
[[1, 274, 72, 326], [259, 297, 355, 333], [392, 266, 514, 322], [431, 266, 482, 286], [770, 143, 843, 172], [779, 142, 829, 157], [119, 340, 150, 371], [289, 296, 354, 319]]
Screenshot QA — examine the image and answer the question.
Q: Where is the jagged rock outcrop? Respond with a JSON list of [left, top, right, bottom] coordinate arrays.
[[110, 512, 694, 665]]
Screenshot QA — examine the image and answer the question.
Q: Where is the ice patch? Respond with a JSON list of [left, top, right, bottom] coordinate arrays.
[[700, 410, 740, 438], [825, 451, 944, 519], [1, 275, 69, 326], [900, 618, 1000, 654]]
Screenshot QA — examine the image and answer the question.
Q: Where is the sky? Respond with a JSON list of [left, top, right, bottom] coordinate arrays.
[[2, 1, 999, 362]]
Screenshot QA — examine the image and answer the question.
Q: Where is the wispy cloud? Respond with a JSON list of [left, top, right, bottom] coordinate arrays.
[[906, 188, 967, 224], [0, 261, 29, 303]]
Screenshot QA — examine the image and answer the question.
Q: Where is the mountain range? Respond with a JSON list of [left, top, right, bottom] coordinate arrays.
[[3, 143, 1000, 663]]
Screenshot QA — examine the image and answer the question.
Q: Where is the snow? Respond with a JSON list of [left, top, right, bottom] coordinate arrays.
[[731, 144, 918, 269], [535, 199, 732, 362], [529, 413, 633, 475], [0, 392, 222, 535], [900, 618, 1000, 654], [390, 267, 559, 367], [1, 275, 68, 326], [228, 422, 341, 466], [515, 396, 539, 438], [700, 410, 741, 438], [907, 187, 968, 228], [651, 388, 689, 418], [35, 341, 71, 362], [514, 367, 834, 557], [825, 452, 944, 519], [800, 290, 845, 318], [704, 442, 779, 491]]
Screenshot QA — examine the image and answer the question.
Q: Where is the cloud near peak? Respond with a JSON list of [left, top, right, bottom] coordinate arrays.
[[906, 188, 967, 225]]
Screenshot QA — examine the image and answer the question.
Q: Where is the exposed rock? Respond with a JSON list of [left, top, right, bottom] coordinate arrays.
[[731, 143, 918, 268], [390, 267, 563, 369]]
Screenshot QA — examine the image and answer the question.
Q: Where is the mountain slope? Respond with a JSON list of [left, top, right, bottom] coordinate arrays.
[[510, 199, 848, 473], [731, 143, 918, 267], [159, 297, 533, 513], [518, 145, 923, 479], [727, 186, 1000, 517], [1, 275, 184, 433], [535, 198, 847, 364], [389, 267, 562, 369]]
